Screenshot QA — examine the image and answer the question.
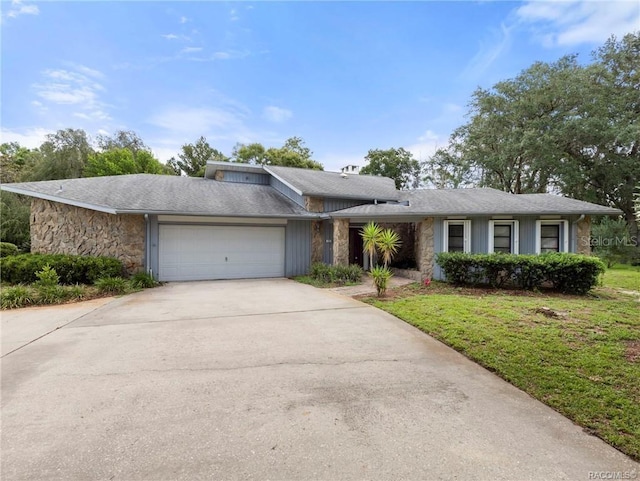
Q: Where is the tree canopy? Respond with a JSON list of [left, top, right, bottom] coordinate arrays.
[[360, 147, 421, 190], [232, 137, 323, 170], [168, 136, 229, 177], [426, 32, 639, 245]]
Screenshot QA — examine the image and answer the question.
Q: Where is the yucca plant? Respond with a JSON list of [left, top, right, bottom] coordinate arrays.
[[361, 222, 382, 266], [376, 229, 401, 267], [370, 265, 392, 296]]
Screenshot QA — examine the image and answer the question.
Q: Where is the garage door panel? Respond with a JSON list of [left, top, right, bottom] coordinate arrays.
[[159, 225, 285, 281]]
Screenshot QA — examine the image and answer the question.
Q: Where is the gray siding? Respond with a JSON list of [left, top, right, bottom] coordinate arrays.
[[324, 198, 366, 213], [519, 217, 538, 254], [221, 171, 270, 185], [471, 216, 489, 253], [432, 215, 580, 280], [323, 220, 333, 264], [270, 177, 305, 207], [148, 215, 160, 278], [285, 220, 311, 276], [433, 218, 444, 280]]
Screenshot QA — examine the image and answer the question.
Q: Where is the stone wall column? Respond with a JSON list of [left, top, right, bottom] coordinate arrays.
[[311, 221, 324, 263], [333, 218, 349, 265], [576, 215, 591, 255], [415, 217, 434, 281], [30, 199, 145, 274], [304, 196, 325, 264]]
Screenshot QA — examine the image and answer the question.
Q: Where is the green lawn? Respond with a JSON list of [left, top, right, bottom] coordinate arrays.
[[602, 264, 640, 291], [365, 279, 640, 461]]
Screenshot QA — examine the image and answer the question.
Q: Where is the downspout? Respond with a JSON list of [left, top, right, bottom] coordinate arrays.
[[144, 214, 151, 276]]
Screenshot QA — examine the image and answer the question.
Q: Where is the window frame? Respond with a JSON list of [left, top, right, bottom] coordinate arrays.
[[443, 219, 471, 253], [488, 220, 520, 254], [535, 220, 569, 254]]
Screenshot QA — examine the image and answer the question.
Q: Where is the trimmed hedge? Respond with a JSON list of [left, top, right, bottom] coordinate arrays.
[[0, 253, 124, 285], [436, 252, 605, 295], [309, 263, 363, 284], [0, 242, 19, 258]]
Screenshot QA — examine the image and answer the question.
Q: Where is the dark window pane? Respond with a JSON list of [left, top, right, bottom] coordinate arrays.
[[494, 225, 511, 237], [495, 246, 511, 253], [541, 238, 559, 250], [541, 225, 559, 238], [494, 237, 511, 249], [449, 225, 464, 237]]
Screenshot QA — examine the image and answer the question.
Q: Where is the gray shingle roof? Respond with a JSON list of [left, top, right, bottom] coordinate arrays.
[[1, 174, 317, 218], [264, 165, 400, 201], [330, 188, 622, 217]]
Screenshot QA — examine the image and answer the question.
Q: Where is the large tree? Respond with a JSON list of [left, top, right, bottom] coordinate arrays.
[[96, 130, 149, 155], [85, 148, 169, 177], [232, 137, 323, 170], [433, 32, 639, 245], [360, 147, 421, 190], [27, 128, 93, 181], [168, 136, 228, 176]]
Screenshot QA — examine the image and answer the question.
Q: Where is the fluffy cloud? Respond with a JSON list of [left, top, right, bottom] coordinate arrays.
[[32, 65, 111, 121], [516, 0, 640, 47], [4, 0, 39, 19], [263, 106, 292, 123]]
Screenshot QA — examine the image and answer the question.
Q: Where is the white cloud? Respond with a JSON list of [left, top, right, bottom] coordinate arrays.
[[461, 23, 513, 80], [147, 106, 248, 138], [263, 106, 292, 123], [4, 0, 39, 19], [230, 9, 240, 21], [516, 0, 640, 47], [32, 65, 111, 121], [162, 33, 180, 40], [180, 47, 203, 54], [405, 130, 447, 162], [0, 127, 51, 148], [179, 16, 188, 24]]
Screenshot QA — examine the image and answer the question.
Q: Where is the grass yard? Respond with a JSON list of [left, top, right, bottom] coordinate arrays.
[[602, 264, 640, 291], [365, 279, 640, 461]]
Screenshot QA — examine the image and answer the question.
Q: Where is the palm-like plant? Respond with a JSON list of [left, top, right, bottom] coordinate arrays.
[[361, 222, 382, 266], [377, 229, 401, 267], [360, 222, 402, 297]]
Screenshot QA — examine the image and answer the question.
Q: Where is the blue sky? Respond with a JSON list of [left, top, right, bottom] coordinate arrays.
[[1, 1, 638, 172]]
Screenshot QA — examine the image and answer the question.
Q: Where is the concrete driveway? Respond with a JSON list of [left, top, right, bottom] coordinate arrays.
[[2, 279, 638, 480]]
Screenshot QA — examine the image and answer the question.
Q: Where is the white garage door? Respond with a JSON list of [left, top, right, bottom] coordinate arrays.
[[159, 225, 285, 281]]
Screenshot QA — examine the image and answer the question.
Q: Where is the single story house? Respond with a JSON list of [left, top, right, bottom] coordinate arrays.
[[1, 161, 621, 282]]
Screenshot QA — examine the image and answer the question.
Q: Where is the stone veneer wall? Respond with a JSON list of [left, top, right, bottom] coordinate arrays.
[[576, 215, 591, 255], [333, 218, 350, 265], [415, 218, 435, 281], [30, 199, 145, 274], [305, 196, 325, 264]]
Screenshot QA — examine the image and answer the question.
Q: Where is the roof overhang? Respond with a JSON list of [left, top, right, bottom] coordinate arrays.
[[0, 185, 118, 214]]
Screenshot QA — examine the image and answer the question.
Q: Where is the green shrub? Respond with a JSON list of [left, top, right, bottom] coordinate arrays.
[[35, 284, 70, 304], [309, 263, 363, 285], [436, 252, 605, 295], [35, 264, 60, 287], [95, 276, 128, 294], [130, 271, 158, 289], [371, 265, 393, 296], [0, 242, 19, 258], [0, 285, 35, 309], [0, 254, 123, 285]]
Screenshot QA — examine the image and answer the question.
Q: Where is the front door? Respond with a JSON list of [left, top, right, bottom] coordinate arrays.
[[349, 227, 364, 267]]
